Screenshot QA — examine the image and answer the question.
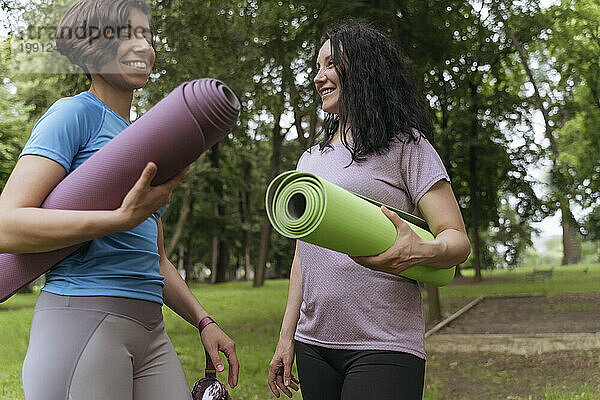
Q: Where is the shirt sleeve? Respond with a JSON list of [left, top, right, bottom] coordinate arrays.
[[153, 205, 168, 219], [19, 98, 96, 173], [296, 145, 317, 171], [399, 137, 450, 206], [296, 150, 308, 171]]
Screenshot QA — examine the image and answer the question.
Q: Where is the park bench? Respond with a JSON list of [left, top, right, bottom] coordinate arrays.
[[525, 268, 554, 281]]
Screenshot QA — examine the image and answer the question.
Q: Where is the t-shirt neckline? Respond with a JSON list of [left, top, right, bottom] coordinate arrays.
[[82, 91, 131, 126]]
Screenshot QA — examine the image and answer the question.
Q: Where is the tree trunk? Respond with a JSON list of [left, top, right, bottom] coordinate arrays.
[[215, 236, 229, 283], [243, 231, 251, 281], [184, 233, 193, 283], [469, 80, 483, 282], [208, 143, 230, 283], [294, 109, 307, 149], [454, 264, 463, 278], [239, 159, 253, 281], [255, 216, 272, 287], [211, 233, 218, 284], [255, 113, 284, 288], [307, 113, 318, 149], [166, 186, 192, 258], [424, 283, 442, 323], [294, 108, 319, 150], [215, 190, 230, 283], [561, 205, 582, 265], [177, 244, 185, 280], [469, 152, 482, 281]]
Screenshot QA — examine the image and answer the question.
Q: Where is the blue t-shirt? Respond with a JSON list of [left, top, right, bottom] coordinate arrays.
[[19, 91, 166, 304]]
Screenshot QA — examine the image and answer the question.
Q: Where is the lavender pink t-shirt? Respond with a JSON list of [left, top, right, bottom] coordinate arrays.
[[294, 136, 450, 359]]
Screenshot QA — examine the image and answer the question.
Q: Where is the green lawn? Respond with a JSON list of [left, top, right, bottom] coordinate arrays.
[[0, 281, 292, 400], [1, 263, 599, 399], [441, 263, 599, 298]]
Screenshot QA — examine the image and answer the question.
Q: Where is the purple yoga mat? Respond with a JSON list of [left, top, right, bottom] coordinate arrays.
[[0, 78, 240, 302]]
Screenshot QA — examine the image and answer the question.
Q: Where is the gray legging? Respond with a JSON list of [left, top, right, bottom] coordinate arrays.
[[22, 292, 192, 400]]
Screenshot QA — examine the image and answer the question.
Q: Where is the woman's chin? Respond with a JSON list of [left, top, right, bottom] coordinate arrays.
[[125, 76, 150, 90], [322, 103, 339, 115]]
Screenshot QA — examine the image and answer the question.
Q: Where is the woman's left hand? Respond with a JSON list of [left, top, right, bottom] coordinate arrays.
[[200, 323, 240, 388], [351, 206, 428, 275]]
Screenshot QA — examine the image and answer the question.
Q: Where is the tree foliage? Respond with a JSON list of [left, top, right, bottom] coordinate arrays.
[[1, 0, 596, 283]]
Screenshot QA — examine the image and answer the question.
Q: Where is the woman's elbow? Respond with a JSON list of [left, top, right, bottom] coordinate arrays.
[[0, 214, 9, 253], [0, 231, 18, 254], [0, 213, 21, 253], [0, 234, 14, 254], [458, 235, 471, 265]]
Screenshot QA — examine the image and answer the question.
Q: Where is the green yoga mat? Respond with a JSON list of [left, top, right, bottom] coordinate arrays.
[[265, 170, 455, 287]]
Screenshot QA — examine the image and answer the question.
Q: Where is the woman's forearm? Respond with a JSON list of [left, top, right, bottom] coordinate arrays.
[[418, 228, 471, 269], [279, 243, 303, 341], [161, 258, 208, 327], [0, 208, 126, 254], [156, 220, 207, 327]]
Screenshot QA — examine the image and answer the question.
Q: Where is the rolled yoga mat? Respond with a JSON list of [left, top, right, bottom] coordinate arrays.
[[265, 170, 456, 287], [0, 78, 240, 302]]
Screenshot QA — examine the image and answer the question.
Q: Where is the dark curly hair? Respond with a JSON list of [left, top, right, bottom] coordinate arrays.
[[55, 0, 152, 80], [318, 21, 434, 163]]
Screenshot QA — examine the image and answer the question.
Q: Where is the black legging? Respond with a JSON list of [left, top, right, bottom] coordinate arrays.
[[294, 340, 425, 400]]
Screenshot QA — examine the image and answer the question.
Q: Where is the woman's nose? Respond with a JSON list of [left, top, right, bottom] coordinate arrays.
[[135, 38, 152, 52], [314, 68, 326, 84]]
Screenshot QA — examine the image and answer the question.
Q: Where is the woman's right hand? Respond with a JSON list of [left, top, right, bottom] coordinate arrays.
[[268, 337, 299, 398], [117, 162, 188, 230]]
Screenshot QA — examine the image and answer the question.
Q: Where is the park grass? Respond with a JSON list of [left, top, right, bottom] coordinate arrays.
[[441, 262, 600, 298], [542, 383, 600, 400], [0, 281, 293, 400], [1, 263, 599, 399], [424, 356, 600, 400]]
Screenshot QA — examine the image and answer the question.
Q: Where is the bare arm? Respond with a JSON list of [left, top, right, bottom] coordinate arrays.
[[416, 179, 471, 268], [0, 155, 185, 253], [278, 242, 303, 340], [268, 241, 302, 398], [158, 219, 209, 327], [352, 180, 471, 274], [157, 219, 239, 388]]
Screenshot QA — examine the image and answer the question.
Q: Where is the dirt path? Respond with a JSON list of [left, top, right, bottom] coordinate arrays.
[[424, 293, 600, 399], [426, 293, 600, 355], [436, 293, 600, 334]]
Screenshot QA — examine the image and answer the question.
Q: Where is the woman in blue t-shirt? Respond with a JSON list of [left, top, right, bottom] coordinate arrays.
[[0, 1, 238, 399]]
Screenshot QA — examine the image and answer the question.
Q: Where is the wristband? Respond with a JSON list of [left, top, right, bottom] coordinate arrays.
[[198, 316, 218, 334]]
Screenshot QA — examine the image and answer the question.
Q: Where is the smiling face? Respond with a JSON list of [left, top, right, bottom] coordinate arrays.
[[314, 39, 341, 115], [91, 7, 155, 91]]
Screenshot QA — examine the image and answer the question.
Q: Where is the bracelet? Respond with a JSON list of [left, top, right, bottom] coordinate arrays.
[[198, 316, 218, 334]]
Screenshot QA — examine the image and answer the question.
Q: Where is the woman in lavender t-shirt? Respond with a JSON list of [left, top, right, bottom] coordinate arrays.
[[268, 22, 471, 400]]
